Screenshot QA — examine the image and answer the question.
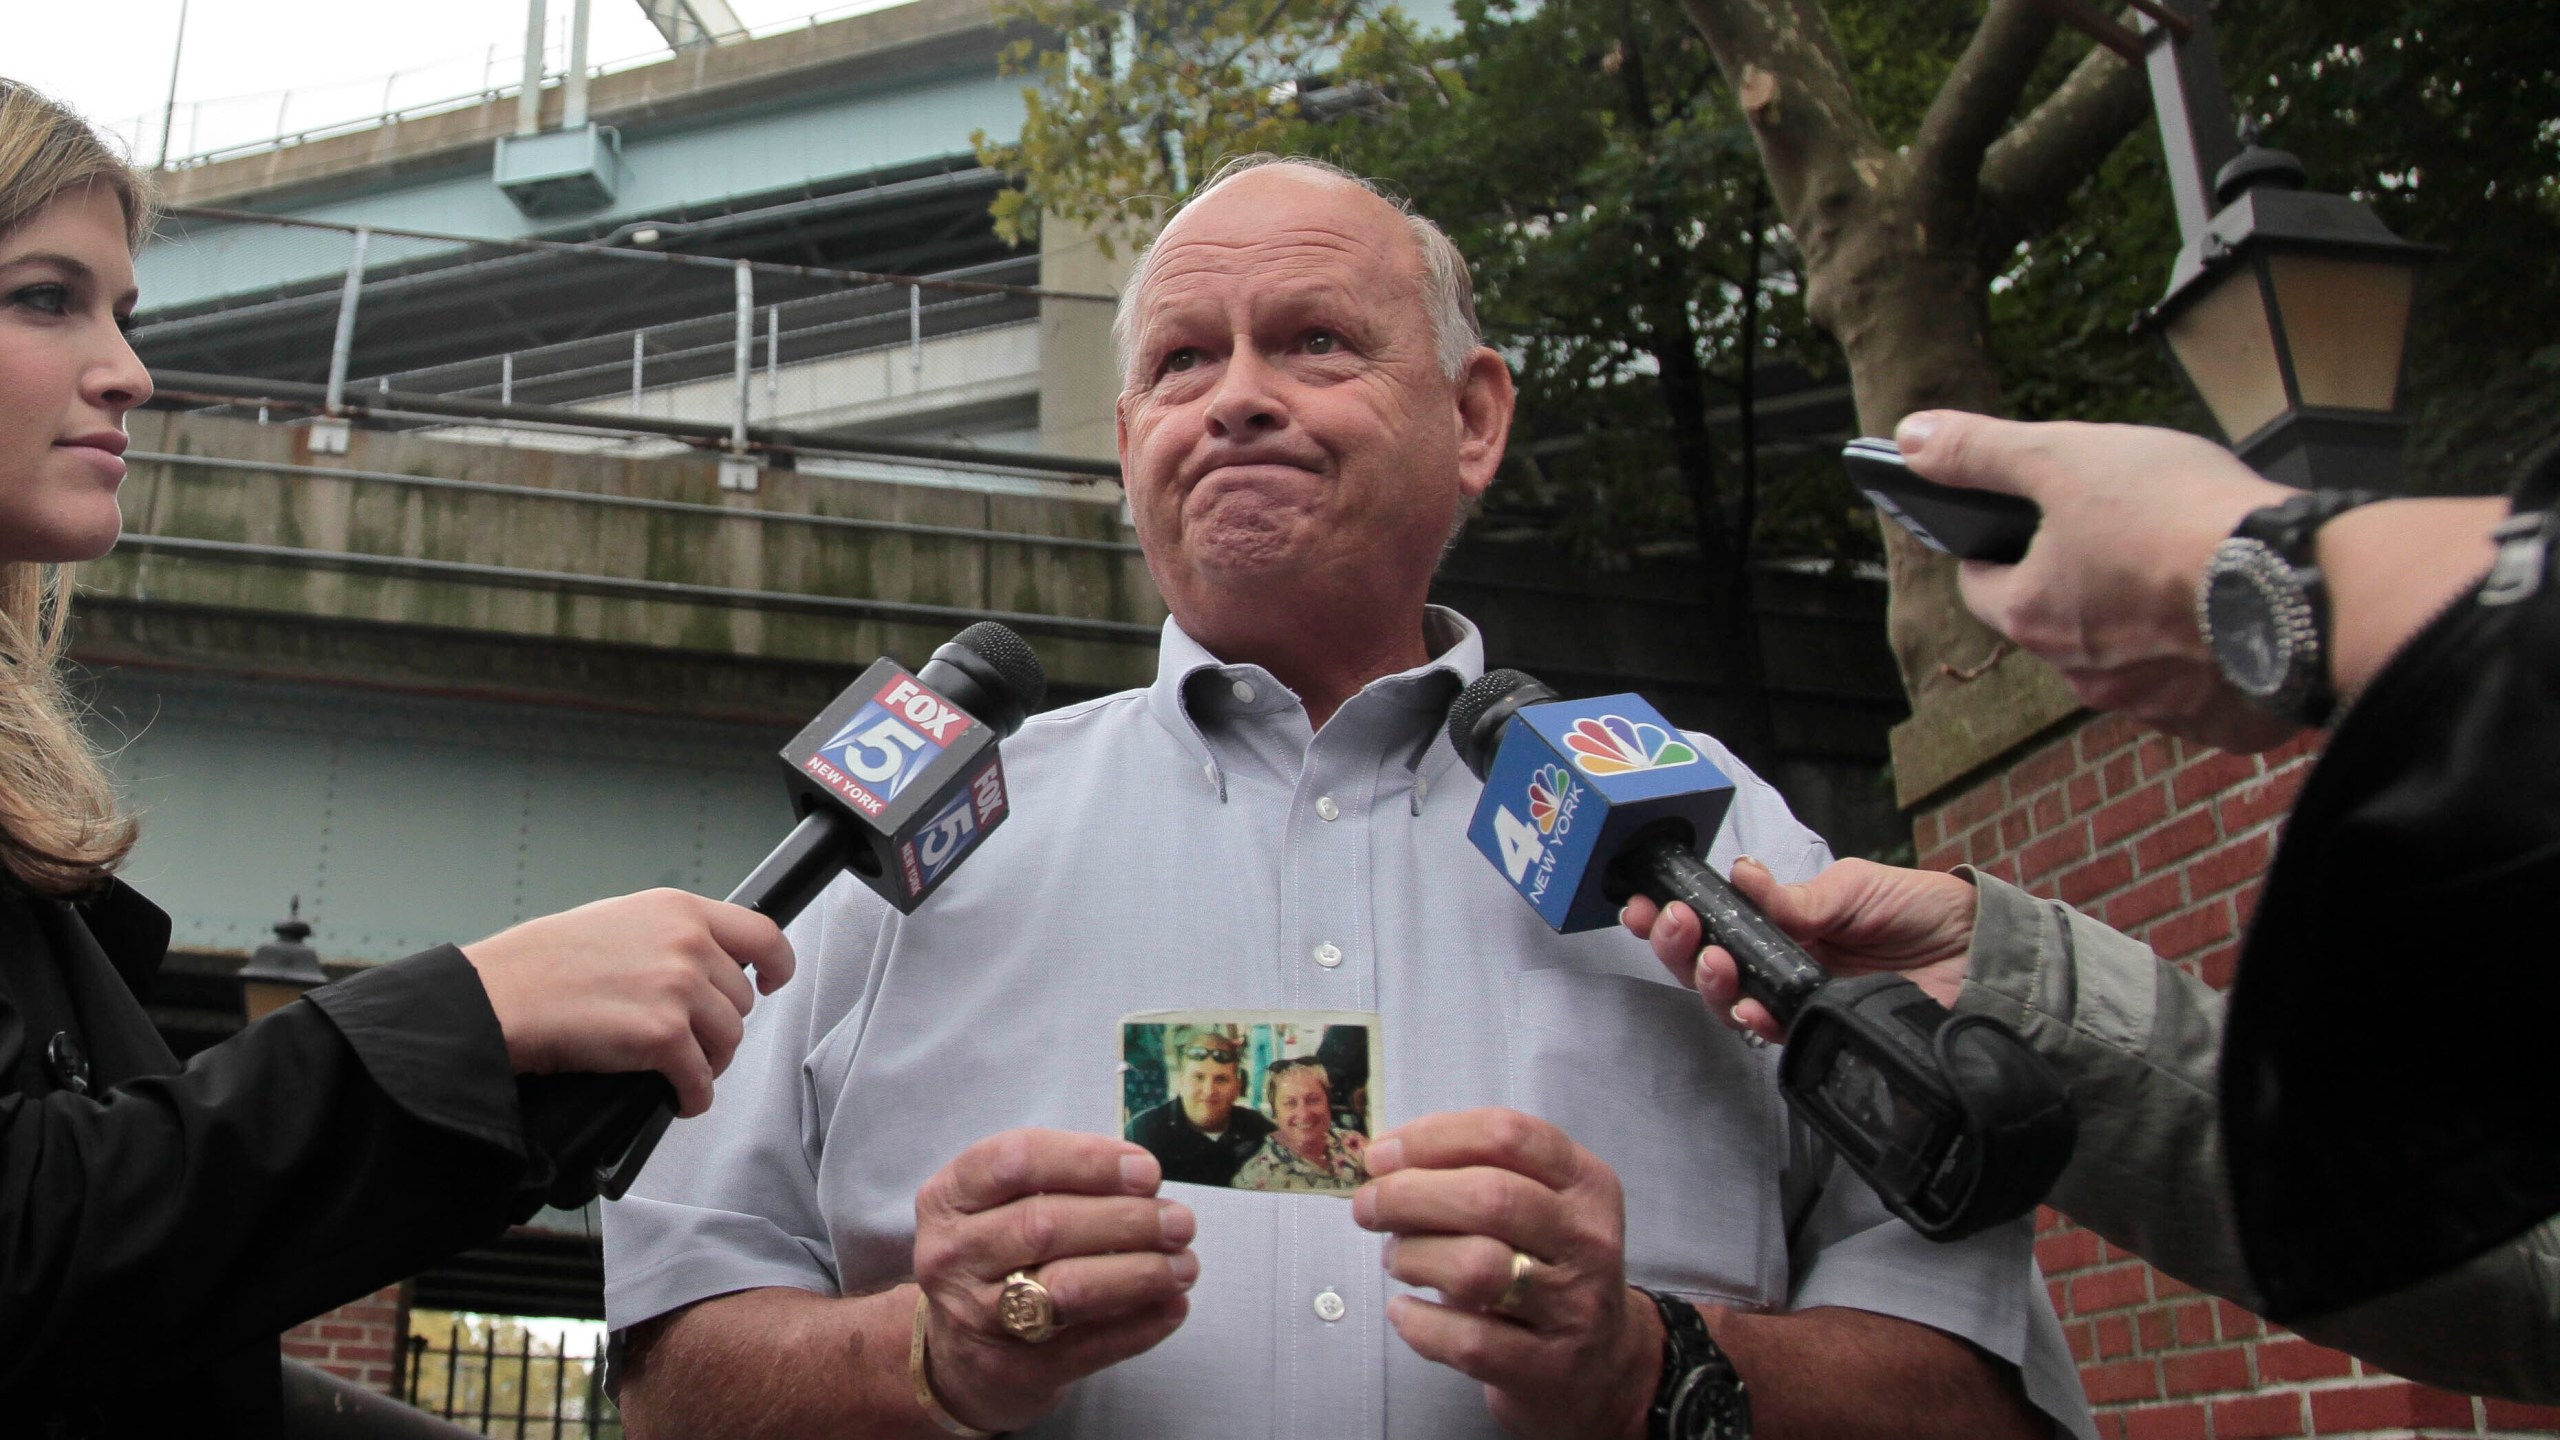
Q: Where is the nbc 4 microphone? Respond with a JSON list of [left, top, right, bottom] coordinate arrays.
[[1447, 669, 2074, 1241], [523, 621, 1047, 1206]]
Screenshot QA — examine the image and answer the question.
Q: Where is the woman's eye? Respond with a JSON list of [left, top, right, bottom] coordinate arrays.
[[9, 284, 70, 316]]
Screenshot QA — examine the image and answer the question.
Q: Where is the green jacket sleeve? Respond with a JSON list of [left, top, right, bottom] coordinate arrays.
[[1949, 868, 2560, 1402]]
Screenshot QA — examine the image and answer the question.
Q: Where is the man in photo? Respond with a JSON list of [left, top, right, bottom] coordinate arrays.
[[1125, 1028, 1273, 1187], [1234, 1057, 1366, 1194]]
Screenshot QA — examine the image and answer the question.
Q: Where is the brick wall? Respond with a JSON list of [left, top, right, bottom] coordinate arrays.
[[281, 1283, 407, 1395], [1912, 713, 2560, 1440]]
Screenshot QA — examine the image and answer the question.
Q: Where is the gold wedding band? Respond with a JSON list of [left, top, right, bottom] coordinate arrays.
[[998, 1268, 1060, 1343], [1493, 1248, 1537, 1315]]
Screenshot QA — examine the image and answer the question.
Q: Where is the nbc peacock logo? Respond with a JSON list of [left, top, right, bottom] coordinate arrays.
[[1564, 715, 1700, 777], [1527, 764, 1570, 833]]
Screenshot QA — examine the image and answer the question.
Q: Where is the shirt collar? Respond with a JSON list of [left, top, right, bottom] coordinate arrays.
[[1144, 607, 1483, 803]]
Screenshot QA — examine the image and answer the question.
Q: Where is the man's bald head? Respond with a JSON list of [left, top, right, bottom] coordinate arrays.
[[1112, 155, 1481, 385]]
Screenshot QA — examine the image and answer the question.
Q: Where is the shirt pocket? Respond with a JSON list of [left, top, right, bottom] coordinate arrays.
[[1510, 967, 1787, 1308]]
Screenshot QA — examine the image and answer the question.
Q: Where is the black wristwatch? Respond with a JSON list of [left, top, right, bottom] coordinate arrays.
[[2197, 488, 2385, 727], [1641, 1288, 1750, 1440]]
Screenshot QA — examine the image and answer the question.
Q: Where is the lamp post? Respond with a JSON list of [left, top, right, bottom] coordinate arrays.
[[238, 899, 327, 1024], [2040, 0, 2433, 490]]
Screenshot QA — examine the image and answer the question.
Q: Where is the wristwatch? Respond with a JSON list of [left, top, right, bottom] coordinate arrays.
[[2197, 488, 2384, 726], [1641, 1288, 1750, 1440]]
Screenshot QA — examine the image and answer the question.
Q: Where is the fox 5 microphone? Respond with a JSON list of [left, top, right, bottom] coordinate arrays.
[[522, 621, 1046, 1206], [1447, 669, 2074, 1241]]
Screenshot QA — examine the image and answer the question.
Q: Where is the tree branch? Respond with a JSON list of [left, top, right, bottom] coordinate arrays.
[[1974, 30, 2153, 254], [1675, 0, 1883, 240], [1909, 0, 2062, 211]]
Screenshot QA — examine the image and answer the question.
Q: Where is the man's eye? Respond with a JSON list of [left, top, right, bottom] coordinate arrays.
[[9, 284, 71, 316], [1305, 330, 1337, 354], [1162, 348, 1200, 374]]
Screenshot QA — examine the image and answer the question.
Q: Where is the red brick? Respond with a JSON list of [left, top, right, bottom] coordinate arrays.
[[2105, 873, 2185, 933], [1912, 811, 1941, 851], [2148, 900, 2235, 961], [2066, 1319, 2098, 1363], [2137, 1308, 2174, 1352], [2078, 711, 2145, 762], [2309, 1380, 2477, 1433], [1919, 842, 1967, 874], [2182, 830, 2275, 899], [2092, 783, 2170, 848], [2152, 1270, 2195, 1297], [2068, 772, 2103, 816], [2256, 1338, 2355, 1384], [2059, 851, 2137, 906], [2213, 1299, 2264, 1340], [2134, 810, 2220, 871], [1942, 780, 2006, 832], [1968, 819, 2004, 867], [2021, 823, 2093, 884], [2095, 1314, 2136, 1359], [2011, 741, 2082, 797], [2162, 1347, 2251, 1396], [330, 1344, 393, 1366], [281, 1338, 332, 1360], [2038, 1228, 2103, 1274], [2071, 1264, 2153, 1314], [2482, 1399, 2560, 1428], [2220, 766, 2309, 833], [1983, 857, 2023, 886], [2231, 878, 2266, 928], [2102, 752, 2141, 798], [2082, 1359, 2162, 1405], [2031, 788, 2066, 833], [2213, 1393, 2306, 1439], [2198, 943, 2242, 992], [2173, 1300, 2217, 1346], [2171, 750, 2259, 808], [2138, 737, 2178, 781], [2002, 810, 2033, 851], [2122, 1402, 2210, 1440]]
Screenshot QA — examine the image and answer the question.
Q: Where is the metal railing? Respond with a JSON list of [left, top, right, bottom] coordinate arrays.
[[399, 1326, 620, 1439]]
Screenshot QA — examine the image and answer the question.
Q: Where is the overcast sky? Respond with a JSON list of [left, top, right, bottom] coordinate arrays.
[[8, 0, 893, 164]]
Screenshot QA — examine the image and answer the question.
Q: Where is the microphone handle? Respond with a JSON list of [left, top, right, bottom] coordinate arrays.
[[534, 811, 854, 1205], [1614, 835, 1828, 1028]]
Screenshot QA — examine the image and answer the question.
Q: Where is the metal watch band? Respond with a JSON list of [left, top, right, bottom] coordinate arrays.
[[2205, 488, 2386, 726], [1641, 1287, 1750, 1440]]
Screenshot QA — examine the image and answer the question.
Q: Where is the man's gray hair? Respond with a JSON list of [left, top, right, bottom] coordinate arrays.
[[1112, 154, 1483, 385]]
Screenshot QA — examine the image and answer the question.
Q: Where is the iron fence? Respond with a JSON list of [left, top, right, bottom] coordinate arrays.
[[399, 1322, 620, 1440]]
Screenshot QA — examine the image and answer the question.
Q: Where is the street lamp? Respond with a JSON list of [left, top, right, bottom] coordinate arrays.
[[2142, 136, 2432, 491], [238, 898, 327, 1024]]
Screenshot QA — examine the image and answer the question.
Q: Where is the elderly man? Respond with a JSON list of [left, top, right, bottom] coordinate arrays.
[[601, 157, 2095, 1440], [1126, 1029, 1273, 1186]]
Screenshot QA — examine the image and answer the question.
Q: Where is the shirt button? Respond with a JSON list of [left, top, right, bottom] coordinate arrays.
[[1315, 796, 1340, 822], [1312, 1289, 1346, 1323], [1313, 942, 1343, 969], [1416, 776, 1431, 802], [1230, 679, 1257, 703]]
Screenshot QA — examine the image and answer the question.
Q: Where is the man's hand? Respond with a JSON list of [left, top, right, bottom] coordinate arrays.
[[1622, 858, 1976, 1043], [1354, 1109, 1660, 1440], [462, 888, 794, 1116], [911, 1129, 1198, 1433], [1897, 410, 2302, 753]]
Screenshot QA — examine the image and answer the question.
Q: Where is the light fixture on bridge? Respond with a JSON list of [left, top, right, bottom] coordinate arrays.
[[238, 898, 328, 1024], [2141, 137, 2433, 491]]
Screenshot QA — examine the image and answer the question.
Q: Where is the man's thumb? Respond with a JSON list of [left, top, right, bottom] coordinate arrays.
[[1896, 409, 2039, 499]]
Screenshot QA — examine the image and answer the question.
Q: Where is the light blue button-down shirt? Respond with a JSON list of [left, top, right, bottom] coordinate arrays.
[[605, 609, 2096, 1439]]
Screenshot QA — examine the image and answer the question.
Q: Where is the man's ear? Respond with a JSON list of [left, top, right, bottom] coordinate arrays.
[[1453, 347, 1515, 503]]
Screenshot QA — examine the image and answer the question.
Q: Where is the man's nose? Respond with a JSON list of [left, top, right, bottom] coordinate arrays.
[[1204, 347, 1289, 438]]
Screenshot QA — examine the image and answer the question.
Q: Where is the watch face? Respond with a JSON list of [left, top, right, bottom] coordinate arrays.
[[2206, 568, 2292, 698]]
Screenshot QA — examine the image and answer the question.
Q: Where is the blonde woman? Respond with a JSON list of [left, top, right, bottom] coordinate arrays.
[[0, 81, 793, 1438]]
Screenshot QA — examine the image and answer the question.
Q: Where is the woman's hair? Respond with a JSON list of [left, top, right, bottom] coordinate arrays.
[[1264, 1057, 1331, 1111], [0, 81, 150, 894]]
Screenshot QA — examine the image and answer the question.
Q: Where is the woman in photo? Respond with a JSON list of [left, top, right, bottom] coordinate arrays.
[[1234, 1056, 1367, 1193]]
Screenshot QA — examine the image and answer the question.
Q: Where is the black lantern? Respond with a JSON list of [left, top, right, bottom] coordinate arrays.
[[239, 898, 327, 1024], [2141, 138, 2434, 491]]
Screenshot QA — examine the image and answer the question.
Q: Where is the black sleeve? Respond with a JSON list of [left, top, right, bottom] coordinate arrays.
[[0, 948, 533, 1397], [2222, 457, 2560, 1320]]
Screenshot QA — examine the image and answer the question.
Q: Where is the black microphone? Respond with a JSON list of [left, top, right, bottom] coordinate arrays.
[[1447, 668, 2074, 1240], [520, 622, 1047, 1207]]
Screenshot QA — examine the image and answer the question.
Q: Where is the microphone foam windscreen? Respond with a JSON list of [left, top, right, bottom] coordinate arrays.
[[952, 621, 1049, 714], [1447, 668, 1541, 780]]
